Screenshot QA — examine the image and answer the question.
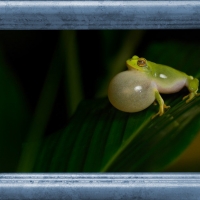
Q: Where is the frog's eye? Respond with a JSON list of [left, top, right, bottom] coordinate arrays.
[[137, 58, 146, 67]]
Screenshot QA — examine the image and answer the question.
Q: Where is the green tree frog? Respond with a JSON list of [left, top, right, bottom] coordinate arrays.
[[108, 55, 199, 119]]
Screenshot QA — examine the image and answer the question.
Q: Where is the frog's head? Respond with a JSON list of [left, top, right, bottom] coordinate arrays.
[[126, 55, 150, 72]]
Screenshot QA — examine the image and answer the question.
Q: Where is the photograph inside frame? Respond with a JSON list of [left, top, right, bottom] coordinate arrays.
[[0, 30, 200, 173], [0, 0, 200, 199]]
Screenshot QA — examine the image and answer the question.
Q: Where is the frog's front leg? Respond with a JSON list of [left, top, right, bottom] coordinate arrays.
[[183, 76, 200, 103], [152, 90, 170, 119]]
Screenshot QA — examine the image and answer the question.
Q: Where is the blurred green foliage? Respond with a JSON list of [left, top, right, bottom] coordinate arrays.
[[0, 30, 200, 172]]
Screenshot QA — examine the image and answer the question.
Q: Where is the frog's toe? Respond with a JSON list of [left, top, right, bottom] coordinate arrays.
[[183, 94, 189, 100], [152, 110, 164, 119], [151, 111, 161, 119], [151, 104, 170, 119], [164, 104, 170, 109], [183, 92, 197, 103]]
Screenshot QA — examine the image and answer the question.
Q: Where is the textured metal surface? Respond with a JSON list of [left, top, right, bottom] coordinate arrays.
[[0, 173, 200, 199], [0, 1, 200, 29], [0, 1, 199, 200]]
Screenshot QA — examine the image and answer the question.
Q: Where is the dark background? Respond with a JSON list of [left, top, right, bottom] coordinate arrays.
[[1, 30, 200, 135]]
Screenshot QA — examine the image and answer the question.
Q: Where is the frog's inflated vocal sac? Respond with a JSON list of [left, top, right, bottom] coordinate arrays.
[[108, 55, 199, 119]]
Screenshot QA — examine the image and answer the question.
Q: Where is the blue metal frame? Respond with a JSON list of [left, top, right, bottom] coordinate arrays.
[[0, 1, 200, 199], [0, 173, 200, 199], [0, 1, 200, 29]]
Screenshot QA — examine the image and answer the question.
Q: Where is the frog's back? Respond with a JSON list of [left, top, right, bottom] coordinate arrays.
[[151, 64, 188, 94]]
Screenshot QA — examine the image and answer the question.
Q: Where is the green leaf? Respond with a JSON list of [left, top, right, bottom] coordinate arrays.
[[33, 93, 200, 172]]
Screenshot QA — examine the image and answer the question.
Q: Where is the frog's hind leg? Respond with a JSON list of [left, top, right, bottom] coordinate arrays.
[[183, 77, 200, 103], [151, 90, 170, 119]]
